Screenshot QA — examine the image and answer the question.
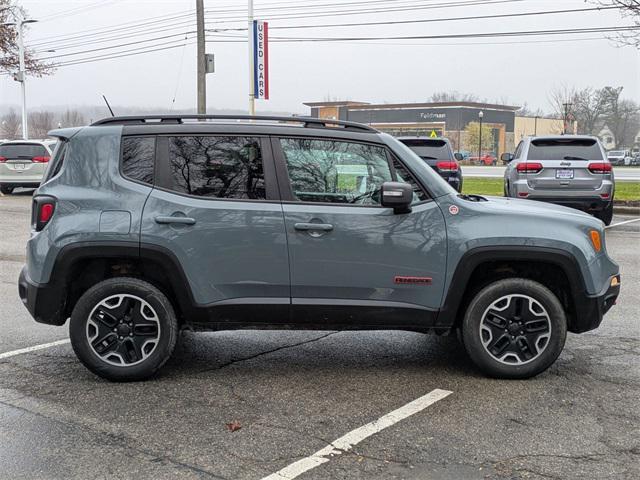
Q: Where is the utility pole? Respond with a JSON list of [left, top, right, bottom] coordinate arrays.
[[248, 0, 255, 115], [196, 0, 206, 114], [5, 13, 36, 139]]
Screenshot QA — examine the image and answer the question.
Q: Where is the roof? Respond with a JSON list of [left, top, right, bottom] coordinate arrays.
[[303, 101, 370, 107], [0, 139, 55, 144], [304, 100, 520, 111], [90, 114, 379, 133]]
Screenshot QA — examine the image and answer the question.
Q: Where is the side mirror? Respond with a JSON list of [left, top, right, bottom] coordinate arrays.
[[501, 153, 514, 163], [454, 152, 463, 161], [381, 181, 413, 214]]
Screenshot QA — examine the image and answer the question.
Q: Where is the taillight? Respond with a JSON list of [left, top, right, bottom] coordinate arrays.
[[32, 156, 50, 163], [0, 156, 6, 163], [436, 161, 459, 172], [32, 196, 56, 231], [588, 162, 612, 173], [516, 162, 543, 173]]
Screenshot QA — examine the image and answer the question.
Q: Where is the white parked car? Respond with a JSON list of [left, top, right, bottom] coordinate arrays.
[[0, 139, 57, 194], [606, 150, 632, 166]]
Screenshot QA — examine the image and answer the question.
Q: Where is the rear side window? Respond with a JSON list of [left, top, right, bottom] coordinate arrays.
[[168, 136, 265, 200], [122, 136, 155, 185], [42, 140, 67, 183], [398, 139, 452, 160], [527, 139, 603, 161], [0, 143, 48, 159]]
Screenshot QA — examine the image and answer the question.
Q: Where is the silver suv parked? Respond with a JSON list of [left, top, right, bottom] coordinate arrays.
[[502, 136, 614, 225]]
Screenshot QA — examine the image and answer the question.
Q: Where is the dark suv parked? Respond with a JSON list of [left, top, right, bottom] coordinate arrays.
[[396, 137, 463, 192], [19, 116, 620, 382]]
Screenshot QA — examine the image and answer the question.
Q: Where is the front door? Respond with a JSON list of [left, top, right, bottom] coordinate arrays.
[[140, 134, 290, 324], [273, 136, 447, 328]]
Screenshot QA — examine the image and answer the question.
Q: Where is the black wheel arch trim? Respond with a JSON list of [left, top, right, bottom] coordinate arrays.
[[29, 241, 200, 325], [436, 246, 598, 333]]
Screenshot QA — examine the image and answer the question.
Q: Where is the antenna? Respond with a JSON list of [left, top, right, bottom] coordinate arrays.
[[102, 95, 115, 117]]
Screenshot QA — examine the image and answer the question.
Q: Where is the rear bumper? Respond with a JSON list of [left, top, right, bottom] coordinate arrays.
[[526, 196, 611, 212], [18, 266, 67, 326], [571, 274, 620, 333]]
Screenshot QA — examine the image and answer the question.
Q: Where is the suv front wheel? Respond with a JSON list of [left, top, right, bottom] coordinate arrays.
[[462, 278, 567, 379], [69, 277, 178, 381]]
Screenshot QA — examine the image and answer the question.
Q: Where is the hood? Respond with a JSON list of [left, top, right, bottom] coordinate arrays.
[[448, 194, 603, 231], [480, 195, 594, 218]]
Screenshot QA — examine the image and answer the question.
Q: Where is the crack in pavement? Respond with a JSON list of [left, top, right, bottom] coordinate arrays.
[[0, 397, 229, 480], [189, 331, 339, 376]]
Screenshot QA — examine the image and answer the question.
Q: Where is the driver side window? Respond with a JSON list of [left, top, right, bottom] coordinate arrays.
[[280, 138, 392, 205]]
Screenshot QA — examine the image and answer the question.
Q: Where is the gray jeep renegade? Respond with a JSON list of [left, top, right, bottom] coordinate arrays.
[[18, 115, 620, 382]]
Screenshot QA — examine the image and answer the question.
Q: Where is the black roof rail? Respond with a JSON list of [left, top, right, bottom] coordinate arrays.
[[90, 114, 378, 132]]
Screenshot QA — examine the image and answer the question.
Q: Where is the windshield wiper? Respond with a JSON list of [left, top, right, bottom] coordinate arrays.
[[421, 156, 438, 160], [563, 156, 587, 161]]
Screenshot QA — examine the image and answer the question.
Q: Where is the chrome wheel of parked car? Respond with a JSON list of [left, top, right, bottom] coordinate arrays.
[[86, 294, 161, 367], [479, 294, 551, 365]]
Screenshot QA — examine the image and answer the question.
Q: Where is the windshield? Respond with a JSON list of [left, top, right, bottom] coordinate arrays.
[[385, 135, 457, 196], [528, 139, 603, 161], [398, 139, 452, 160], [0, 143, 48, 159]]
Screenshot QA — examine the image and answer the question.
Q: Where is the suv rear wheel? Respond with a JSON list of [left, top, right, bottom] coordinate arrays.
[[69, 277, 178, 381], [595, 202, 613, 226], [461, 278, 567, 379]]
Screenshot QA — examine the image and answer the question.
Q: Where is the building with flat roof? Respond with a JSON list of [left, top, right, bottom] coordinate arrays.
[[304, 100, 521, 157]]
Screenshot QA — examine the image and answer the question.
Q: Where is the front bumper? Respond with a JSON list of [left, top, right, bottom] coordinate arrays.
[[571, 274, 620, 333], [18, 266, 67, 326]]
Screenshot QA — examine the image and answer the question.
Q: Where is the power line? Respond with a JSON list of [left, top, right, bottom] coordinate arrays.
[[207, 6, 620, 32], [36, 3, 611, 60], [205, 25, 640, 42]]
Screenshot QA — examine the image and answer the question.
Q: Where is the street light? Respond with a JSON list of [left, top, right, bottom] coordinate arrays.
[[478, 110, 484, 163], [3, 15, 38, 140]]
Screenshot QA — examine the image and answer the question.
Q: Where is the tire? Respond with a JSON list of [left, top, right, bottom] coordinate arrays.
[[69, 277, 178, 382], [461, 278, 567, 379], [0, 185, 14, 195], [503, 182, 509, 197], [595, 202, 614, 226]]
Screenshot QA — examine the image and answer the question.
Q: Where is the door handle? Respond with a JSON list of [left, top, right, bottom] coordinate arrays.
[[294, 222, 333, 232], [155, 215, 196, 225]]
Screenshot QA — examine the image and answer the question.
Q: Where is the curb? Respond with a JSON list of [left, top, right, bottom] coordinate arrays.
[[613, 205, 640, 215]]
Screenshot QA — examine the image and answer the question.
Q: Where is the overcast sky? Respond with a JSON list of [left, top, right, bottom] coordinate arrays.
[[1, 0, 639, 116]]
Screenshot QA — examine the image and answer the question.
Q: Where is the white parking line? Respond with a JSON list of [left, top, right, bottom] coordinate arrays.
[[0, 339, 70, 360], [606, 218, 640, 229], [261, 388, 453, 480]]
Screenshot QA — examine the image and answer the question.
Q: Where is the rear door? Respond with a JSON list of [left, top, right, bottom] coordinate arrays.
[[524, 138, 606, 192], [140, 134, 290, 319], [273, 136, 447, 328]]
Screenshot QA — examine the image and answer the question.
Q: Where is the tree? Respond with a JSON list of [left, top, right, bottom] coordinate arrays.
[[58, 109, 86, 127], [600, 86, 640, 148], [29, 110, 55, 138], [592, 1, 640, 47], [0, 109, 21, 139], [429, 91, 482, 103], [463, 121, 494, 155], [0, 0, 53, 76]]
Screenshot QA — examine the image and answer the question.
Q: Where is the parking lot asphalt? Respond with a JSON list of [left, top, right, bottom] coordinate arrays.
[[0, 191, 638, 480]]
